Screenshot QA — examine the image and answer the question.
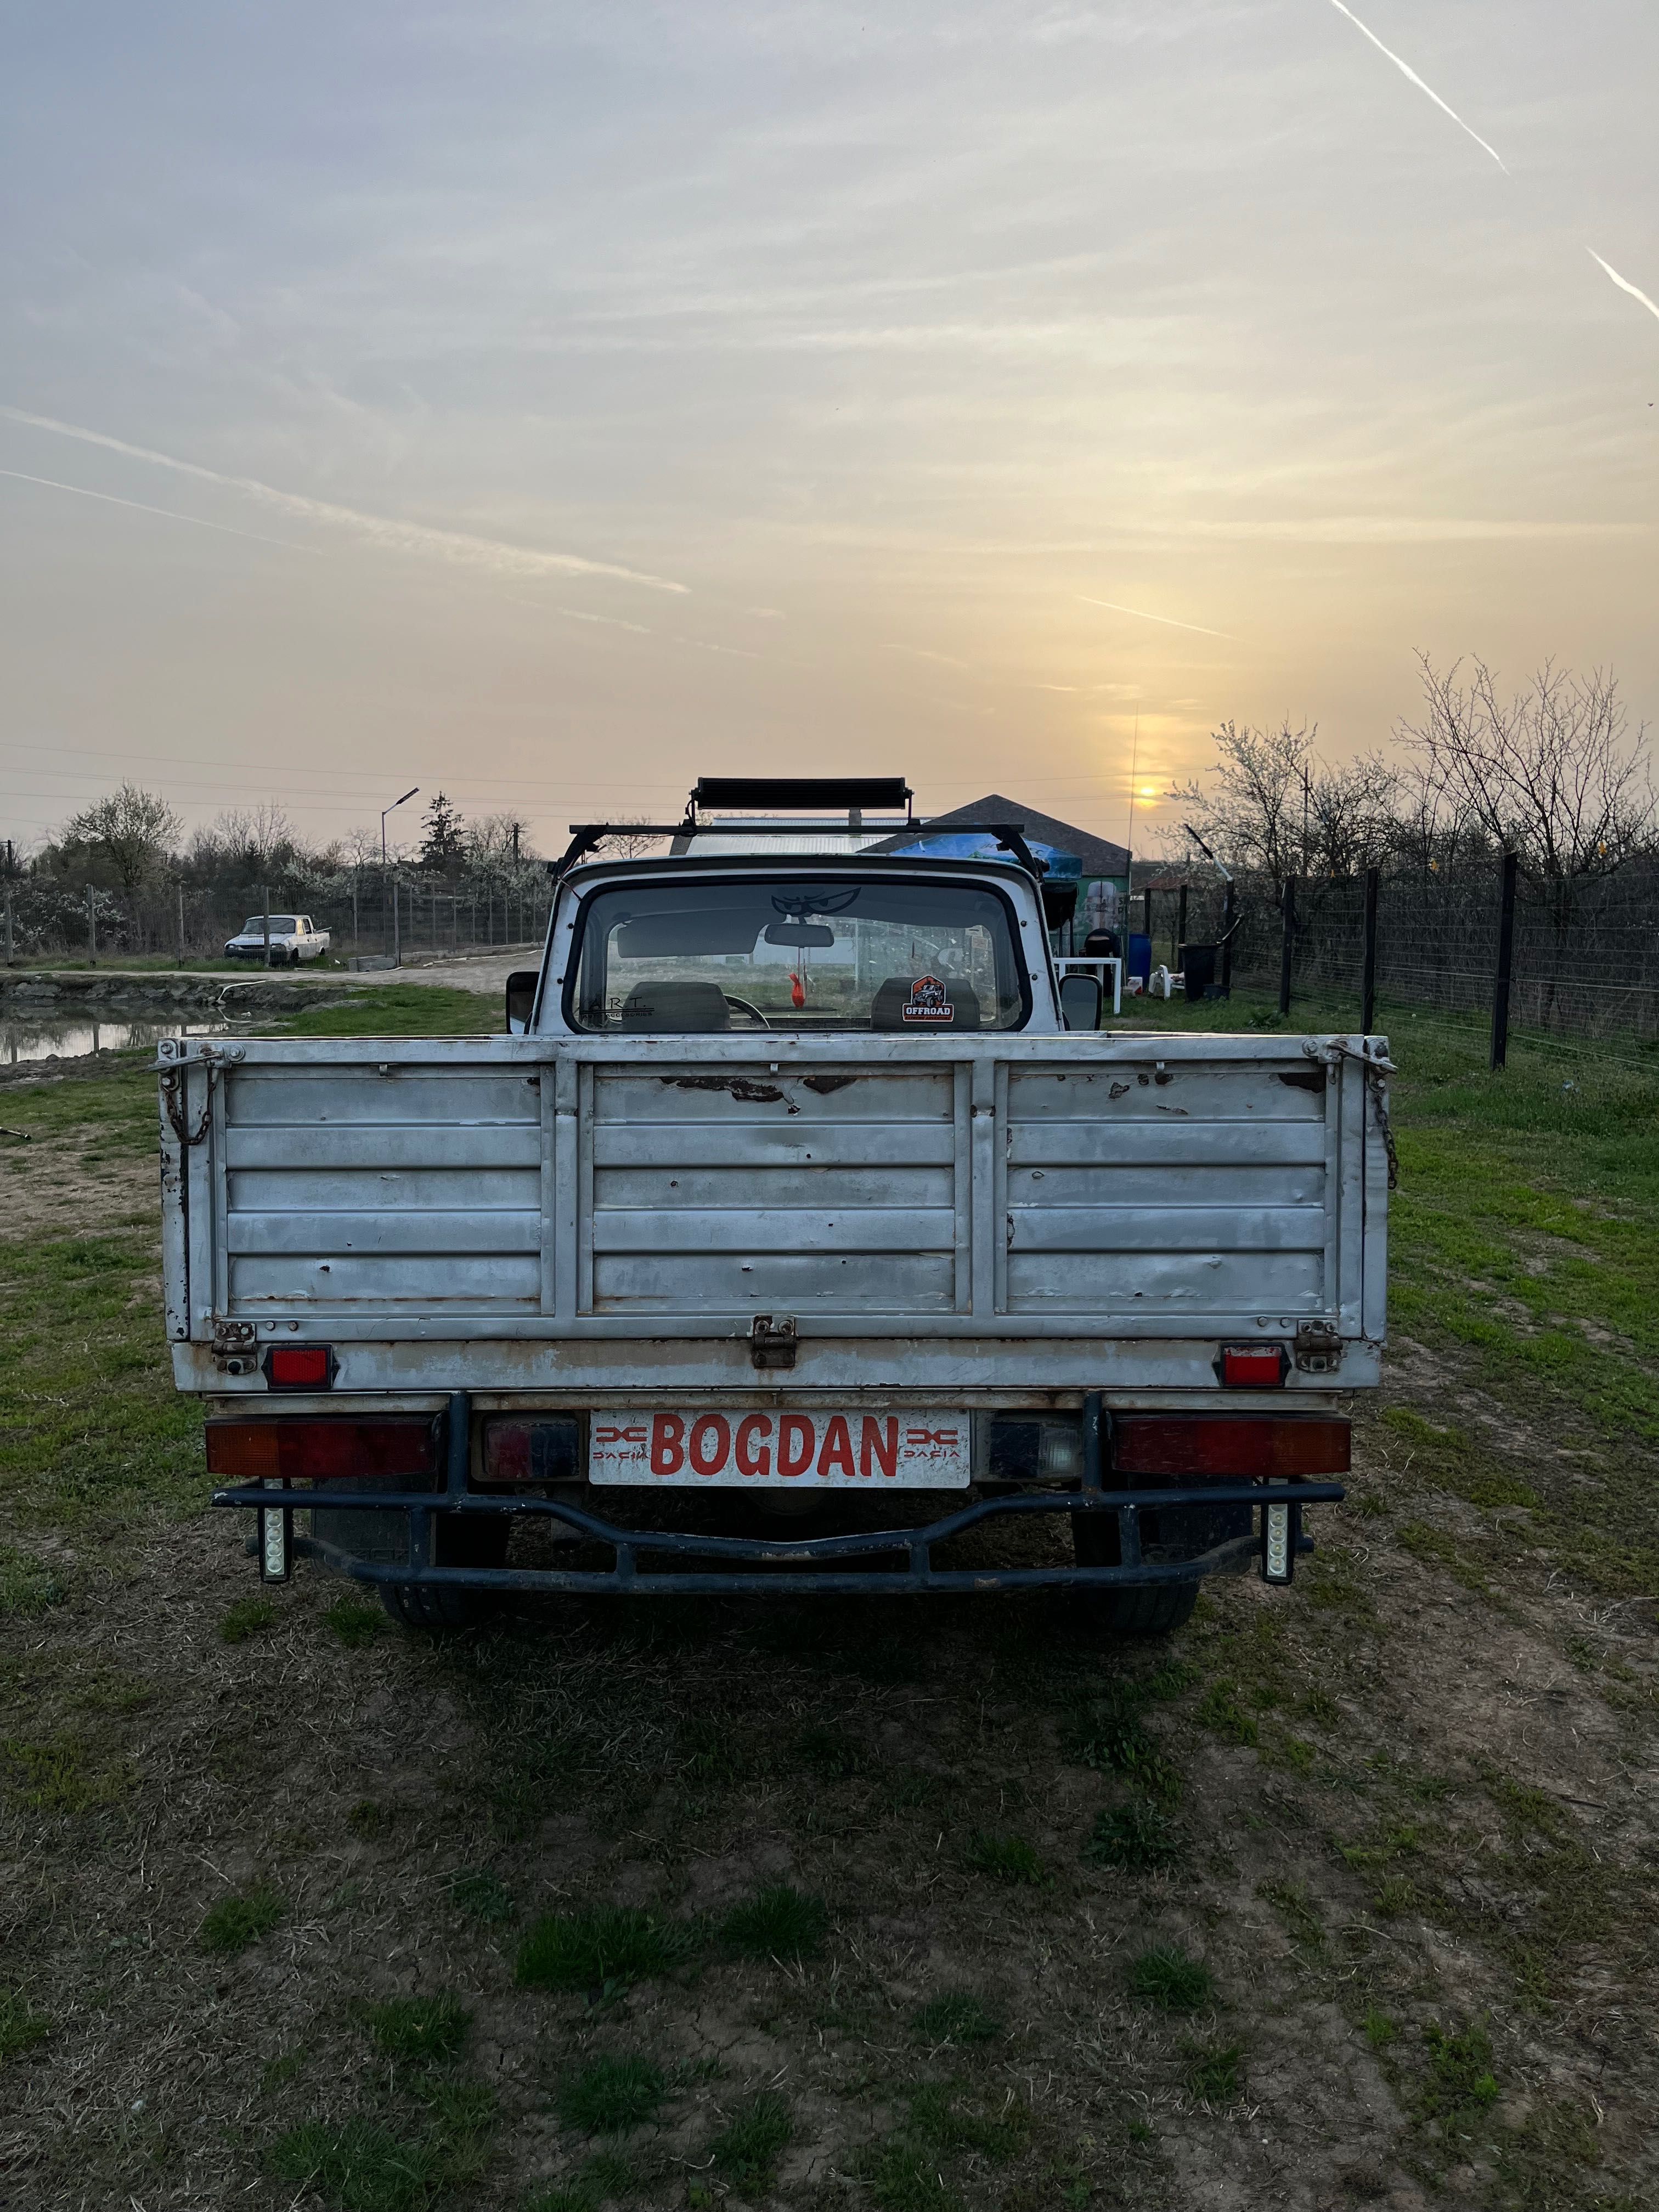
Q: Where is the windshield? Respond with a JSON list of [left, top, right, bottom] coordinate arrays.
[[570, 874, 1029, 1033], [240, 916, 297, 933]]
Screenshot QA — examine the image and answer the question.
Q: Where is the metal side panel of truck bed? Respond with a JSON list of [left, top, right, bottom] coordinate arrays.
[[160, 1028, 1390, 1392]]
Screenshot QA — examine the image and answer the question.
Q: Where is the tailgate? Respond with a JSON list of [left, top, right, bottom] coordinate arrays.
[[161, 1032, 1386, 1344]]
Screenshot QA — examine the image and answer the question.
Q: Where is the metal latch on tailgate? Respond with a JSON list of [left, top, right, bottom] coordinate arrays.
[[211, 1319, 258, 1376], [749, 1315, 798, 1371], [1293, 1322, 1345, 1374]]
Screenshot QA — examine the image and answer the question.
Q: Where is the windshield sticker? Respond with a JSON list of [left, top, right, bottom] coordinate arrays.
[[901, 974, 954, 1024]]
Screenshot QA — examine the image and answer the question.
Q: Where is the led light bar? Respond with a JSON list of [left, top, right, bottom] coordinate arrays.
[[1263, 1501, 1293, 1584], [259, 1486, 291, 1584]]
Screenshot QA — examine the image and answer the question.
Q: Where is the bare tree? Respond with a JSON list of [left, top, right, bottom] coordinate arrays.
[[188, 804, 306, 881], [1167, 722, 1397, 895], [1400, 656, 1655, 915], [60, 783, 183, 887]]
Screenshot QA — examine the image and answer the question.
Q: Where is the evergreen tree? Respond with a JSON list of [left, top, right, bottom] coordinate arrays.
[[419, 792, 466, 870]]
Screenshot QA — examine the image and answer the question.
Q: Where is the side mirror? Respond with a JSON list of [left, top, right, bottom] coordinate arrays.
[[505, 970, 539, 1034], [1059, 972, 1103, 1031]]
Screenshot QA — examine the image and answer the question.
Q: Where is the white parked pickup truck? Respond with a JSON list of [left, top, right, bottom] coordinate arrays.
[[161, 778, 1390, 1635], [223, 913, 331, 966]]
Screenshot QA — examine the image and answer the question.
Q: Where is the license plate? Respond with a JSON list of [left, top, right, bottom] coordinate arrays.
[[588, 1409, 972, 1488]]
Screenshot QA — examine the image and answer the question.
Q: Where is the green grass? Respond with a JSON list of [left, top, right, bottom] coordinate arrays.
[[1083, 1798, 1183, 1872], [1126, 1945, 1213, 2013], [965, 1831, 1049, 1886], [708, 2091, 793, 2197], [515, 1907, 690, 1995], [0, 1987, 52, 2062], [365, 1994, 471, 2066], [267, 984, 500, 1039], [267, 2080, 497, 2212], [1419, 2019, 1500, 2133], [199, 1882, 285, 1955], [719, 1883, 830, 1962], [555, 2053, 668, 2135], [445, 1869, 516, 1923], [912, 1992, 1003, 2046], [0, 1221, 204, 1537], [0, 1542, 69, 1620], [792, 1723, 867, 1778], [1184, 2040, 1245, 2104], [1061, 1681, 1183, 1804], [1, 1732, 131, 1814], [219, 1595, 277, 1644], [1193, 1679, 1260, 1748], [325, 1595, 391, 1648]]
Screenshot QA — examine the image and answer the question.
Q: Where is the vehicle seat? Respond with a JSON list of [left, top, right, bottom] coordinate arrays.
[[617, 980, 732, 1032], [869, 977, 983, 1031]]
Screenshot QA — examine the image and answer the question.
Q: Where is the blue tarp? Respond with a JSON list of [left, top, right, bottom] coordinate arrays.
[[888, 833, 1082, 877]]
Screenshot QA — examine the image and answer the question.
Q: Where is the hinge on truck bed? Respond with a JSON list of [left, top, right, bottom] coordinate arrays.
[[749, 1314, 798, 1371], [1293, 1322, 1345, 1374], [211, 1318, 258, 1376]]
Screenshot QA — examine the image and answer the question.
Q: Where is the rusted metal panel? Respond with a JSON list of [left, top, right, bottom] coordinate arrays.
[[229, 1254, 543, 1307]]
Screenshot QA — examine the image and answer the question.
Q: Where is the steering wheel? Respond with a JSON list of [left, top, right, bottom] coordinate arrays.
[[722, 994, 772, 1029]]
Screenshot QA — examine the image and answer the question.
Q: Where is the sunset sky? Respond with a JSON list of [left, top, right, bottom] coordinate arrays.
[[2, 2, 1655, 860]]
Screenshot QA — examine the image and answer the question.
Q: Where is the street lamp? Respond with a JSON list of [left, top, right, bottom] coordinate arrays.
[[382, 787, 418, 967], [382, 787, 419, 866]]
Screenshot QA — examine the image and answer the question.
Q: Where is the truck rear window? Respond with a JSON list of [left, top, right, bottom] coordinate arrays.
[[569, 876, 1029, 1032]]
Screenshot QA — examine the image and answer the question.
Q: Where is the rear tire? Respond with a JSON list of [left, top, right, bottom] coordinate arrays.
[[1070, 1508, 1199, 1638]]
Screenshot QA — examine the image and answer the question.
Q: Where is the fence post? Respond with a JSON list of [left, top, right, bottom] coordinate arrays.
[[352, 869, 359, 953], [1278, 878, 1296, 1015], [1176, 884, 1187, 969], [87, 884, 97, 963], [392, 871, 401, 967], [261, 885, 270, 967], [1490, 850, 1518, 1071], [4, 885, 12, 967], [1221, 879, 1234, 996], [1362, 867, 1379, 1033], [177, 883, 186, 963]]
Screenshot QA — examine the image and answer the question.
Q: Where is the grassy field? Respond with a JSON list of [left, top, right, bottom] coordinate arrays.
[[1, 986, 1655, 2210]]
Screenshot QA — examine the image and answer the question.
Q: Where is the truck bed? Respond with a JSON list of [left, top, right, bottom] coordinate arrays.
[[161, 1029, 1389, 1398]]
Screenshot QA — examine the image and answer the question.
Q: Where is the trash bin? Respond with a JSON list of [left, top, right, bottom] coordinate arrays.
[[1181, 942, 1217, 1002], [1127, 933, 1152, 989]]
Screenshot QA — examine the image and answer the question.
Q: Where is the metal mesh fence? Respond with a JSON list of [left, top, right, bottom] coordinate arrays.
[[1130, 859, 1659, 1063], [1, 867, 555, 966]]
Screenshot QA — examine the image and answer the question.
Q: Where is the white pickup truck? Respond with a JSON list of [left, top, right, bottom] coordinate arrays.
[[223, 913, 331, 966], [161, 779, 1389, 1635]]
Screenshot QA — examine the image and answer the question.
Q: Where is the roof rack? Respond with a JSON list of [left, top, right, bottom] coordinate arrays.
[[549, 776, 1053, 882], [552, 817, 1047, 880]]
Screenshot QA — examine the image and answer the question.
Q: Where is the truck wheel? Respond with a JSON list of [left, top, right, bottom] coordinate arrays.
[[1070, 1509, 1198, 1637], [379, 1580, 495, 1630]]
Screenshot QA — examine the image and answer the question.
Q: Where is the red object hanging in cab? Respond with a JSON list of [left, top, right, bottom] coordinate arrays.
[[790, 970, 806, 1009]]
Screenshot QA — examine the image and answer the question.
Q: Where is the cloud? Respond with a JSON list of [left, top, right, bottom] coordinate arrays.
[[0, 405, 689, 594], [1587, 249, 1659, 328], [0, 467, 313, 553], [1325, 0, 1508, 174], [1077, 596, 1236, 640]]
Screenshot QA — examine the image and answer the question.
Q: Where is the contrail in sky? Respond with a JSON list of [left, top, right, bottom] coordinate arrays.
[[1325, 1, 1509, 174], [1586, 249, 1659, 327], [0, 467, 313, 551], [1078, 595, 1235, 641], [0, 405, 688, 594]]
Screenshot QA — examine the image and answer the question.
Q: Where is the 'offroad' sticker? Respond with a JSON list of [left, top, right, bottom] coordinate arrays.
[[901, 974, 954, 1024]]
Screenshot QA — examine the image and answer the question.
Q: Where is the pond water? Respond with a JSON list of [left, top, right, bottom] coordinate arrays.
[[0, 1014, 234, 1066]]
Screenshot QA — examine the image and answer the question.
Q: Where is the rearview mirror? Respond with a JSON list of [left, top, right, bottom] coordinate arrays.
[[763, 921, 836, 949], [505, 970, 539, 1034], [1059, 972, 1103, 1032]]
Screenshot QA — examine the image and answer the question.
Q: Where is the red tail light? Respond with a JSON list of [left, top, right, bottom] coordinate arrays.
[[205, 1417, 439, 1484], [1220, 1344, 1288, 1388], [1113, 1414, 1349, 1479], [264, 1344, 335, 1390]]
